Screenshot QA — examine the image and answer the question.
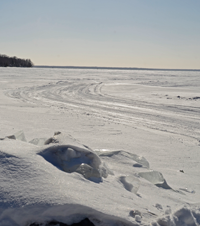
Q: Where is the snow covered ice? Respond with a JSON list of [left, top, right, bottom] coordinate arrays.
[[0, 67, 200, 226]]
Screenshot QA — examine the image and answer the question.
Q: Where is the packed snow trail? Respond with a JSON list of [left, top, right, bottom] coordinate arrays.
[[5, 68, 200, 142]]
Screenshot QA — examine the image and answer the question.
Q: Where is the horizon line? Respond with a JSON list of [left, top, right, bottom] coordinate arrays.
[[34, 65, 200, 71]]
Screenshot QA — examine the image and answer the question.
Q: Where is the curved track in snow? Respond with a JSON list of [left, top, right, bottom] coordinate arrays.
[[5, 75, 200, 142]]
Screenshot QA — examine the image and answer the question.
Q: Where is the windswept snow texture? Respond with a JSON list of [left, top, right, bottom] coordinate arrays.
[[0, 67, 200, 226]]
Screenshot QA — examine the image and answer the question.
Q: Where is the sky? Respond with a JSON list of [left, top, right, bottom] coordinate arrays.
[[0, 0, 200, 69]]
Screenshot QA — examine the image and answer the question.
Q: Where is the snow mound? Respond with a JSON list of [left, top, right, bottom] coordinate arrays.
[[0, 131, 199, 226], [0, 137, 135, 226], [39, 145, 109, 181]]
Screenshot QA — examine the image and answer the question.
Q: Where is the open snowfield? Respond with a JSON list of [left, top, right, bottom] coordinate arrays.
[[0, 67, 200, 226]]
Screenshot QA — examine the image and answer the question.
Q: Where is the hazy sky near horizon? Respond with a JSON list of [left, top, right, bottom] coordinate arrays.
[[0, 0, 200, 69]]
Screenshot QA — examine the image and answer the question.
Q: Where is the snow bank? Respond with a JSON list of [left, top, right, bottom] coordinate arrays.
[[0, 132, 136, 226], [0, 131, 199, 226]]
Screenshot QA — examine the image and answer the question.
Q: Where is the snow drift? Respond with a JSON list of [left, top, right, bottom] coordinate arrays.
[[0, 131, 200, 226]]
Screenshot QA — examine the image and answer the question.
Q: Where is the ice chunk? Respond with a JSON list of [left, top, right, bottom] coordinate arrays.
[[100, 162, 114, 177], [29, 138, 48, 146], [2, 130, 27, 142], [14, 130, 27, 142], [99, 150, 150, 168], [39, 145, 109, 181], [138, 171, 172, 189], [76, 163, 101, 179], [119, 176, 140, 194]]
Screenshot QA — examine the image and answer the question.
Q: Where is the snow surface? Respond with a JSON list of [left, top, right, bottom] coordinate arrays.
[[0, 67, 200, 226]]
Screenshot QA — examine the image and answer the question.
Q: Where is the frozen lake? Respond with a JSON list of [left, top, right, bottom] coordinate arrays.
[[2, 67, 200, 140], [0, 67, 200, 226]]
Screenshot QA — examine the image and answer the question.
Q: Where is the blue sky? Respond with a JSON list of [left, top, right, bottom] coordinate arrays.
[[0, 0, 200, 69]]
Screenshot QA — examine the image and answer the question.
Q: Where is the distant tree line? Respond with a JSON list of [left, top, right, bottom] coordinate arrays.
[[0, 54, 34, 67]]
